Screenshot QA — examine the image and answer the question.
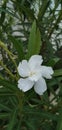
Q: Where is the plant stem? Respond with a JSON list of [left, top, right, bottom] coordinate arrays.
[[0, 41, 19, 77], [0, 60, 18, 80], [17, 91, 24, 119]]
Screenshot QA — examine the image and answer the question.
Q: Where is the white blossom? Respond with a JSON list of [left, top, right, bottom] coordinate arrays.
[[17, 55, 54, 95]]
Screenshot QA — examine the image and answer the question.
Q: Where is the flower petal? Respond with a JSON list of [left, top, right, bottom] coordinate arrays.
[[18, 78, 34, 92], [34, 78, 47, 95], [29, 55, 43, 70], [17, 60, 30, 77], [41, 66, 54, 79]]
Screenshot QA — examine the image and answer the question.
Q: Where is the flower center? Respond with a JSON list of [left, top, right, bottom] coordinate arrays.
[[29, 71, 36, 77]]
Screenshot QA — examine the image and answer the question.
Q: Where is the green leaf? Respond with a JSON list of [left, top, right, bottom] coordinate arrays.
[[0, 79, 17, 97], [47, 58, 60, 67], [35, 28, 41, 54], [27, 21, 41, 59], [0, 113, 10, 119], [56, 110, 62, 130], [0, 8, 19, 19], [0, 1, 7, 25], [9, 36, 24, 60], [0, 103, 12, 111], [20, 5, 34, 20], [26, 120, 36, 130], [0, 91, 15, 96], [24, 107, 58, 121], [7, 108, 17, 130], [54, 69, 62, 77], [38, 0, 50, 20], [0, 79, 18, 92], [16, 120, 21, 130]]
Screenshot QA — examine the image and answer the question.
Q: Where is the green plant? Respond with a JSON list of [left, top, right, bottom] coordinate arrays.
[[0, 0, 62, 130]]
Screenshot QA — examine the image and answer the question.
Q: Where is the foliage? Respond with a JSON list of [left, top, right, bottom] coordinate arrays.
[[0, 0, 62, 129]]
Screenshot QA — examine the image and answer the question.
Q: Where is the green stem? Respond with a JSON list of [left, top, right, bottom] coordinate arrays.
[[0, 41, 19, 77], [17, 91, 24, 119], [0, 60, 18, 80]]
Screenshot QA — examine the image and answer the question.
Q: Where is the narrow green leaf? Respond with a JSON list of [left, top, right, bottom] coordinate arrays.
[[0, 92, 15, 96], [54, 69, 62, 77], [0, 79, 18, 91], [0, 8, 19, 19], [0, 103, 11, 111], [27, 21, 41, 59], [16, 120, 21, 130], [56, 110, 62, 130], [9, 36, 24, 60], [24, 108, 58, 121], [35, 28, 41, 54], [27, 20, 36, 58], [38, 0, 50, 20], [0, 0, 7, 25], [0, 113, 10, 119], [26, 121, 36, 130], [7, 108, 17, 130], [9, 96, 17, 107], [20, 5, 34, 19], [47, 58, 59, 67]]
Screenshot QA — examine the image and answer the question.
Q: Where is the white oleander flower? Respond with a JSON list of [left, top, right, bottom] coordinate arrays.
[[17, 55, 54, 95]]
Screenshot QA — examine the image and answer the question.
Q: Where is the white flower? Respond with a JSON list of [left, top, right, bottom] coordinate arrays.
[[17, 55, 54, 95]]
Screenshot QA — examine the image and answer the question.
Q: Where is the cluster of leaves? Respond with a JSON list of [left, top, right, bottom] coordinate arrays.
[[0, 0, 62, 130]]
